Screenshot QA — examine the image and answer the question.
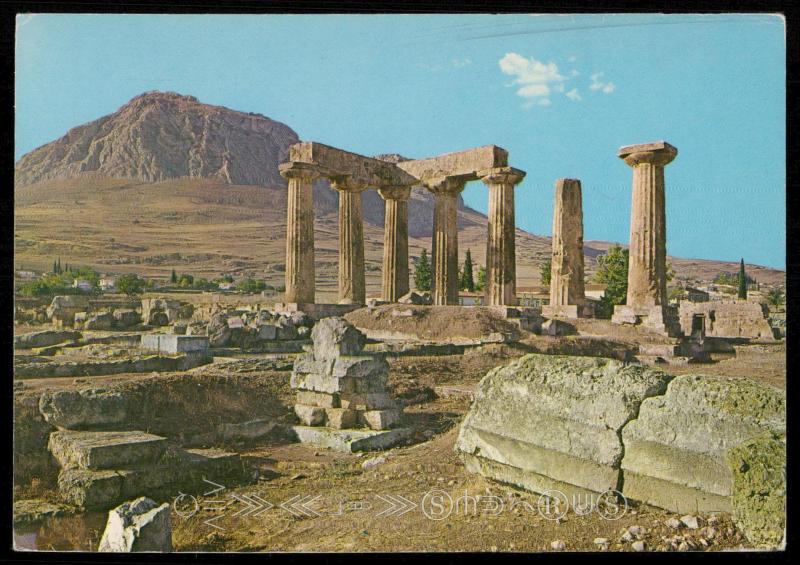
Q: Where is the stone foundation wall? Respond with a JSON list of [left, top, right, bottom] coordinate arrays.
[[678, 300, 774, 340]]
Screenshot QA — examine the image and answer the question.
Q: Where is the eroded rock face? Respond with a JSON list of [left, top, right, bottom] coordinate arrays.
[[98, 497, 172, 552], [15, 91, 300, 188], [39, 388, 128, 430], [456, 354, 672, 496]]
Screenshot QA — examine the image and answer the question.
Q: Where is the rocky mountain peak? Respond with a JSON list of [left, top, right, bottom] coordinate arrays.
[[14, 91, 300, 188]]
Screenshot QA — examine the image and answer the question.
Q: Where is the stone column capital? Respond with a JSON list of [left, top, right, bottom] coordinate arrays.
[[279, 161, 321, 180], [377, 185, 413, 201], [425, 176, 467, 196], [329, 175, 369, 192], [478, 166, 526, 187], [618, 141, 678, 168]]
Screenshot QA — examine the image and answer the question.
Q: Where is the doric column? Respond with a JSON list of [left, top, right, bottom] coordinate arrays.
[[378, 185, 412, 302], [330, 178, 367, 305], [428, 177, 466, 305], [479, 167, 526, 306], [279, 162, 319, 304], [619, 141, 677, 312], [549, 178, 586, 310]]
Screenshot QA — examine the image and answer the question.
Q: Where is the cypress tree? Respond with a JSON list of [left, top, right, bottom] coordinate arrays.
[[171, 269, 178, 284], [56, 258, 61, 273], [53, 260, 58, 274], [460, 249, 475, 292], [414, 249, 432, 292], [738, 258, 748, 299]]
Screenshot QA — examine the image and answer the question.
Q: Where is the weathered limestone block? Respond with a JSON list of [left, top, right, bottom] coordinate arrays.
[[331, 355, 389, 379], [39, 388, 127, 430], [311, 317, 366, 360], [47, 295, 90, 326], [257, 324, 278, 340], [113, 309, 142, 328], [48, 430, 167, 470], [290, 372, 357, 395], [456, 354, 672, 496], [294, 404, 325, 426], [726, 433, 786, 549], [58, 468, 129, 509], [296, 390, 340, 408], [325, 408, 358, 429], [621, 375, 785, 519], [98, 497, 172, 552], [360, 409, 402, 430], [14, 329, 82, 349], [340, 392, 396, 411], [84, 312, 116, 330]]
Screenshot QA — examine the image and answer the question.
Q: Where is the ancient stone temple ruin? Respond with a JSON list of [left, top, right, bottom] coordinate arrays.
[[611, 141, 680, 335], [289, 318, 410, 451], [278, 143, 526, 309]]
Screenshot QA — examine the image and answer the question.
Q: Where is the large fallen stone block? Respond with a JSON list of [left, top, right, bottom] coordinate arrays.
[[113, 309, 142, 329], [620, 375, 785, 546], [456, 353, 672, 497], [48, 430, 167, 470], [39, 388, 128, 430], [14, 329, 82, 349], [98, 497, 172, 552], [291, 425, 412, 452]]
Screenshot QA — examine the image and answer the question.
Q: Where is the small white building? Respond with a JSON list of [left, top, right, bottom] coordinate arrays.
[[73, 279, 93, 292], [99, 277, 117, 291], [218, 282, 236, 291], [16, 270, 37, 280]]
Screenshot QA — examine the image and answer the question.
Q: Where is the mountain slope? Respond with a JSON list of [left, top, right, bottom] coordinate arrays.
[[15, 91, 300, 187]]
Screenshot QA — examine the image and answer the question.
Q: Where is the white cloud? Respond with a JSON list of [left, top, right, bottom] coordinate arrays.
[[568, 55, 577, 62], [452, 58, 472, 68], [590, 72, 616, 94], [566, 88, 582, 101], [498, 52, 566, 107]]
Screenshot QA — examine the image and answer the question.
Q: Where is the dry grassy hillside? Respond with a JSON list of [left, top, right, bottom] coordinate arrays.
[[14, 177, 783, 303]]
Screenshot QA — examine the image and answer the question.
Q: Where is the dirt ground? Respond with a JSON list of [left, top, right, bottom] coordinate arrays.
[[13, 338, 784, 552], [167, 347, 778, 552]]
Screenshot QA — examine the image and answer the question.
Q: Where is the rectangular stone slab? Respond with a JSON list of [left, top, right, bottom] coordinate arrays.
[[48, 430, 167, 470], [458, 426, 620, 494], [291, 425, 412, 453], [622, 470, 733, 514], [621, 437, 733, 496], [462, 454, 603, 502], [288, 142, 418, 187], [397, 145, 508, 182]]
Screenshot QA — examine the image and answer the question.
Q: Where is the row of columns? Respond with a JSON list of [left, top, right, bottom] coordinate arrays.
[[280, 163, 525, 307]]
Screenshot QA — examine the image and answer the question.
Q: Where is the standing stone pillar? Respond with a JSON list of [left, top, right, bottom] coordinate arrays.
[[479, 167, 526, 307], [378, 186, 412, 302], [331, 178, 367, 305], [612, 141, 677, 329], [428, 177, 466, 306], [279, 162, 319, 304], [544, 178, 588, 318]]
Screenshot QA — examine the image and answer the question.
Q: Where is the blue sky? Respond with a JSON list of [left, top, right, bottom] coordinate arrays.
[[15, 13, 786, 269]]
